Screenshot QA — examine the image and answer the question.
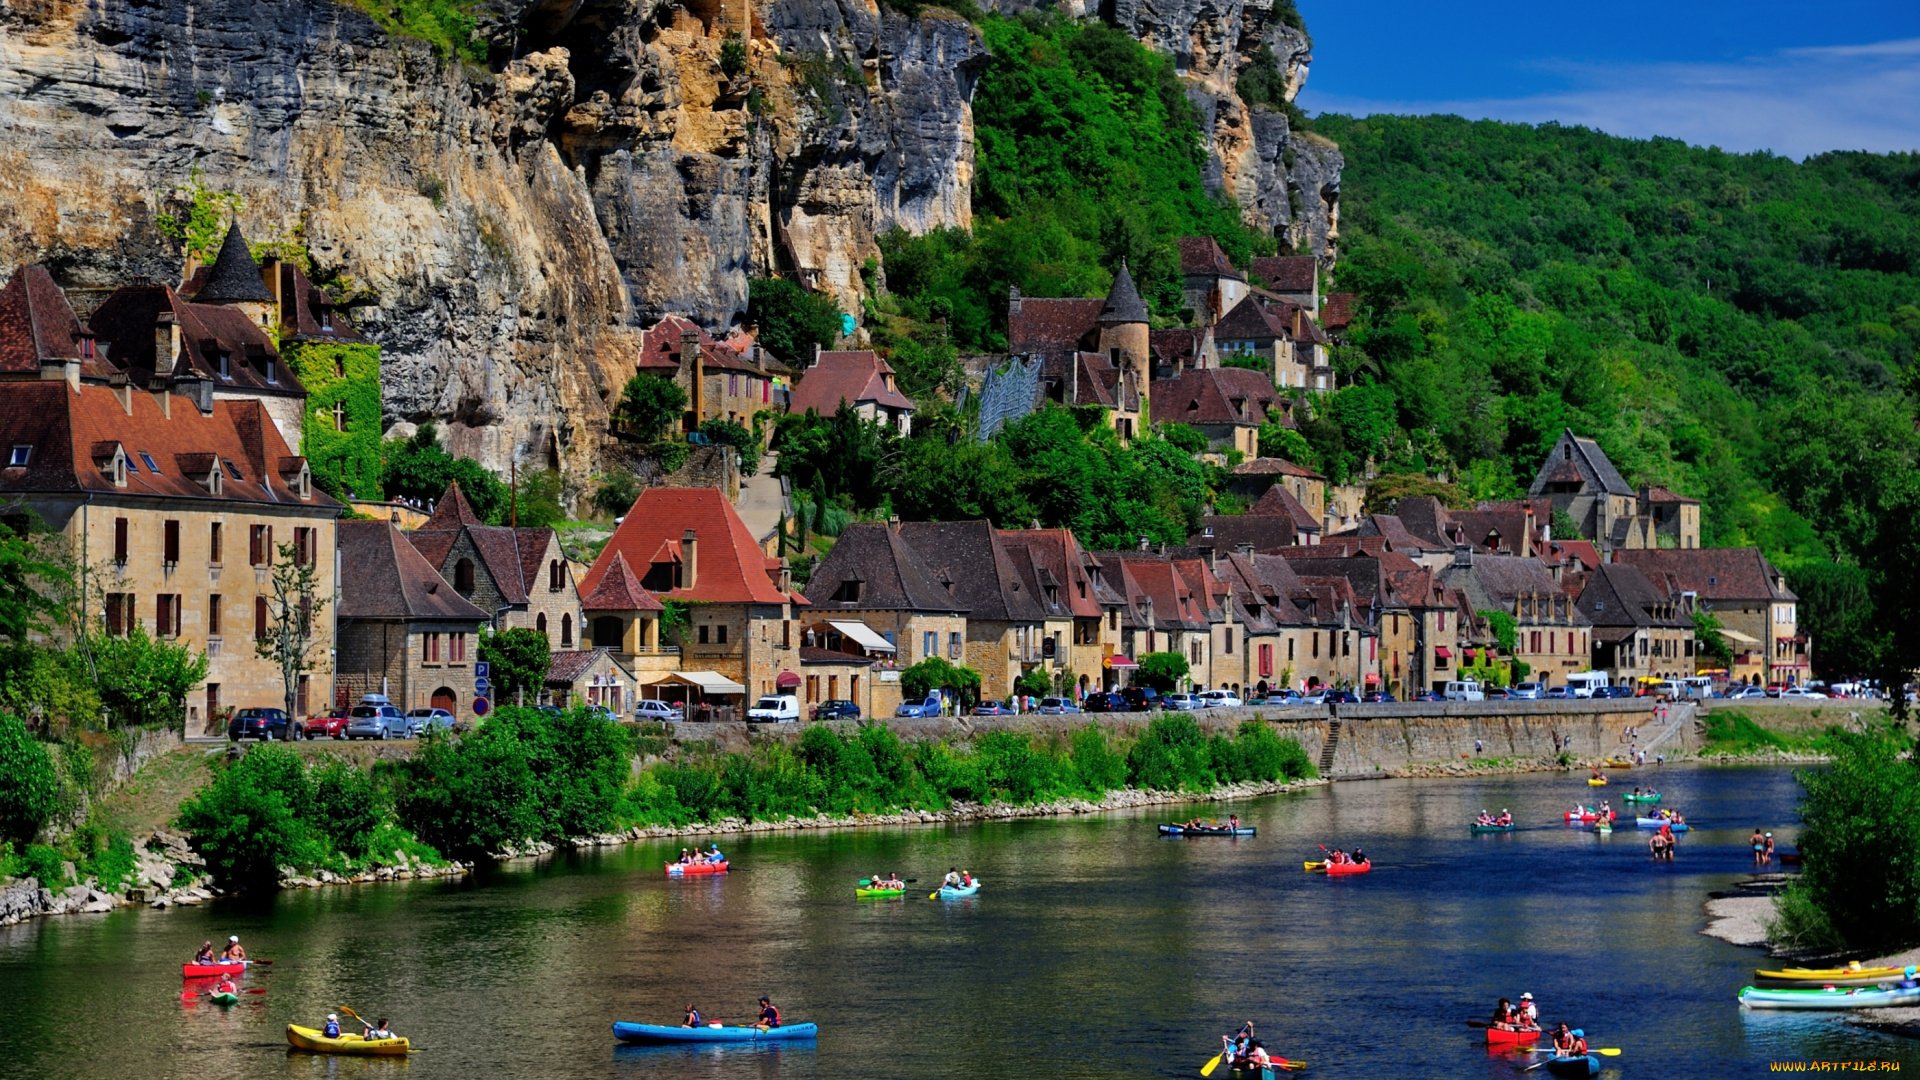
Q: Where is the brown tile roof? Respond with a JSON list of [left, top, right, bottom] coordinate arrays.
[[897, 519, 1046, 622], [1576, 562, 1690, 630], [1233, 457, 1324, 480], [1115, 557, 1211, 630], [581, 487, 797, 605], [1390, 496, 1458, 549], [0, 266, 88, 375], [546, 648, 625, 685], [337, 519, 490, 621], [1250, 484, 1321, 533], [1151, 367, 1282, 428], [1613, 547, 1796, 602], [634, 315, 763, 376], [1212, 293, 1329, 347], [423, 482, 485, 529], [1194, 514, 1299, 553], [997, 528, 1105, 618], [1358, 513, 1428, 551], [1641, 485, 1699, 504], [1149, 327, 1208, 365], [804, 522, 964, 612], [274, 262, 367, 344], [1320, 292, 1356, 332], [1008, 297, 1102, 355], [1176, 236, 1244, 280], [1436, 554, 1587, 625], [0, 381, 337, 509], [580, 550, 663, 611], [789, 350, 916, 417], [1250, 256, 1316, 292], [1542, 539, 1601, 572], [89, 284, 304, 397]]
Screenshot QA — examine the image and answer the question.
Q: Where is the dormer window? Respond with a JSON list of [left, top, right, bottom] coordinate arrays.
[[217, 351, 230, 379], [80, 338, 95, 360], [7, 445, 29, 467], [265, 359, 278, 384], [832, 579, 862, 603]]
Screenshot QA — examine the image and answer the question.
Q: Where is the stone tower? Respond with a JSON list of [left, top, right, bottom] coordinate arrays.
[[1096, 260, 1151, 406], [192, 222, 277, 330]]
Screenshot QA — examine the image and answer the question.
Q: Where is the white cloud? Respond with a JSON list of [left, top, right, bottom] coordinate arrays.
[[1298, 37, 1920, 158]]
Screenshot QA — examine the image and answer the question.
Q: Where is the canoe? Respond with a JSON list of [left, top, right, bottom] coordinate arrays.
[[856, 886, 905, 898], [1740, 984, 1920, 1010], [286, 1024, 411, 1055], [1471, 823, 1516, 834], [1562, 810, 1612, 822], [1756, 964, 1908, 988], [1586, 778, 1608, 786], [612, 1021, 819, 1044], [183, 962, 246, 978], [1227, 1058, 1307, 1077], [1544, 1054, 1600, 1077], [1322, 859, 1372, 876], [1159, 824, 1257, 836], [1484, 1025, 1541, 1047], [666, 860, 728, 877], [1621, 793, 1662, 803], [208, 991, 240, 1005], [1635, 817, 1689, 831], [935, 882, 981, 899], [1604, 759, 1633, 769]]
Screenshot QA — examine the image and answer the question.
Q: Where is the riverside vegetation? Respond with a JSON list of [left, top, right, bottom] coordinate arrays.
[[1771, 731, 1920, 955], [19, 710, 1313, 892]]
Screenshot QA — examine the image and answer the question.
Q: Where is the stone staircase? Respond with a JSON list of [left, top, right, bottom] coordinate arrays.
[[1318, 717, 1342, 775]]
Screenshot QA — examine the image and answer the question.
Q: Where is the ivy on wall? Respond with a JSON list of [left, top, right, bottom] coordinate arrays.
[[287, 341, 384, 502]]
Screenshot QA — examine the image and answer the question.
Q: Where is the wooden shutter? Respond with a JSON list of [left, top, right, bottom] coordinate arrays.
[[255, 596, 268, 639], [163, 521, 180, 564], [114, 517, 128, 562]]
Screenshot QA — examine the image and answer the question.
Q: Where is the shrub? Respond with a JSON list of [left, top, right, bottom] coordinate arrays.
[[1770, 732, 1920, 952], [1135, 651, 1190, 692], [308, 761, 383, 858], [613, 373, 689, 441], [748, 277, 842, 361], [477, 628, 552, 702], [899, 657, 982, 710], [0, 711, 60, 842], [1127, 713, 1215, 791], [1069, 724, 1127, 795], [177, 745, 328, 889]]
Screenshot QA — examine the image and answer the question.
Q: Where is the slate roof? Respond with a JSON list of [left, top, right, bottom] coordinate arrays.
[[1532, 429, 1634, 497], [579, 550, 663, 611], [1642, 485, 1699, 504], [0, 380, 336, 509], [1212, 294, 1328, 346], [896, 520, 1045, 622], [1150, 367, 1283, 428], [1390, 495, 1458, 549], [423, 482, 484, 529], [1149, 327, 1210, 366], [1008, 298, 1102, 355], [89, 284, 304, 397], [1436, 554, 1588, 625], [194, 222, 276, 303], [1193, 514, 1302, 553], [789, 350, 915, 416], [272, 262, 367, 344], [1098, 261, 1151, 325], [804, 522, 964, 613], [581, 487, 797, 605], [1576, 562, 1689, 629], [0, 266, 89, 375], [1177, 236, 1243, 280], [1250, 483, 1321, 533], [338, 519, 489, 621], [1357, 513, 1429, 552], [1250, 256, 1317, 292], [1613, 548, 1797, 602]]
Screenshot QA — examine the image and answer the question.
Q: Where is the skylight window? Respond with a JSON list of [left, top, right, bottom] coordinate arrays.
[[224, 460, 244, 481], [139, 452, 160, 474], [7, 445, 29, 467], [126, 454, 140, 474]]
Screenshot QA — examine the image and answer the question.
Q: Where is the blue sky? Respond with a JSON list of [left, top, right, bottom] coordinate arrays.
[[1293, 0, 1920, 158]]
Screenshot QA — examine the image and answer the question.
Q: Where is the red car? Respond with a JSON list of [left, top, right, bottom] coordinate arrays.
[[303, 710, 350, 740]]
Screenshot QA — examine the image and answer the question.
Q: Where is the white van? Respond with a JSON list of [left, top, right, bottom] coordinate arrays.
[[1564, 671, 1609, 698], [1443, 680, 1485, 702]]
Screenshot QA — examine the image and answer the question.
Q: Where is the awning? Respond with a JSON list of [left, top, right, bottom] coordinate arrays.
[[1434, 647, 1453, 659], [775, 671, 801, 689], [1103, 654, 1139, 669], [648, 671, 747, 696], [1719, 628, 1760, 644], [1364, 672, 1381, 683], [828, 620, 897, 654]]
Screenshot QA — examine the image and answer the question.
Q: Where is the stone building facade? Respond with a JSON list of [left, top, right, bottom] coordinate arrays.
[[334, 519, 489, 717]]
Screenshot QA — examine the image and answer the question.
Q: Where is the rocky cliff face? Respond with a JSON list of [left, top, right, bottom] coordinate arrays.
[[0, 0, 1330, 490]]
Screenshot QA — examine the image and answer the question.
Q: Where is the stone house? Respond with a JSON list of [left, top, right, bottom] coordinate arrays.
[[998, 527, 1129, 698], [1614, 547, 1807, 684], [577, 487, 804, 707], [1435, 550, 1592, 688], [1250, 255, 1320, 311], [797, 646, 879, 718], [1225, 457, 1327, 519], [1150, 367, 1289, 456], [999, 264, 1152, 441], [1094, 552, 1215, 691], [1148, 326, 1220, 377], [407, 482, 583, 651], [803, 521, 967, 716], [1208, 550, 1294, 697], [1192, 482, 1320, 551], [1283, 550, 1450, 697], [787, 349, 916, 433], [1210, 293, 1330, 391], [895, 520, 1048, 701], [577, 550, 675, 684], [1176, 235, 1249, 325], [1639, 486, 1702, 550], [334, 519, 489, 717], [1575, 562, 1697, 683], [544, 647, 637, 715], [633, 316, 779, 433], [0, 377, 341, 728]]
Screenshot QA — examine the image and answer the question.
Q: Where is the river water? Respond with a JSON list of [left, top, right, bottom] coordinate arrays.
[[2, 764, 1914, 1079]]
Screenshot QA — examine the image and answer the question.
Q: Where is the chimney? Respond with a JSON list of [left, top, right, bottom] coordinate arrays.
[[154, 312, 177, 374], [1008, 285, 1022, 318], [151, 375, 171, 419], [680, 330, 703, 428], [1237, 543, 1254, 558], [40, 355, 80, 390], [1138, 535, 1151, 551], [887, 514, 901, 534], [681, 528, 698, 590], [1452, 543, 1472, 569], [108, 370, 132, 414], [812, 341, 821, 368]]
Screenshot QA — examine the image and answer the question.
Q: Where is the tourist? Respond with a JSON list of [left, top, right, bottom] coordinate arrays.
[[682, 1004, 703, 1028], [1248, 1042, 1273, 1069], [220, 936, 247, 962], [757, 996, 782, 1029], [1551, 1023, 1575, 1055], [323, 1013, 342, 1039], [678, 848, 693, 864], [1351, 847, 1366, 865], [1649, 832, 1667, 859], [962, 869, 975, 886], [1519, 992, 1538, 1027], [1492, 997, 1517, 1030], [1764, 832, 1776, 863], [1568, 1028, 1589, 1056], [1229, 814, 1240, 831], [213, 975, 236, 997], [363, 1017, 394, 1040], [195, 941, 216, 965], [708, 844, 725, 862], [1751, 828, 1767, 866], [944, 867, 962, 888]]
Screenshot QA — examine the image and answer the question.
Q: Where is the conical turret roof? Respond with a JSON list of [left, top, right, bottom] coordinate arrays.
[[193, 222, 275, 304], [1097, 260, 1150, 325]]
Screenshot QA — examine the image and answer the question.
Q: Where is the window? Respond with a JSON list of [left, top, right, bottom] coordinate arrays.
[[1530, 631, 1541, 653], [299, 595, 311, 635], [216, 352, 230, 379], [716, 623, 728, 644], [1287, 638, 1295, 661], [782, 620, 791, 648], [450, 633, 466, 662], [265, 359, 278, 384], [139, 452, 160, 474], [1225, 628, 1234, 654], [7, 445, 28, 467], [1342, 632, 1351, 657], [1437, 610, 1446, 632], [293, 527, 314, 566], [806, 675, 819, 703], [163, 520, 180, 564], [729, 373, 739, 395], [832, 580, 862, 603], [155, 594, 178, 637], [105, 593, 133, 636], [698, 624, 710, 645], [206, 684, 220, 721], [224, 460, 243, 481], [1311, 633, 1319, 659], [948, 631, 961, 659], [114, 517, 128, 563], [453, 558, 474, 594], [537, 612, 548, 635], [1259, 642, 1273, 677], [249, 524, 271, 566], [924, 631, 937, 659], [254, 596, 268, 639], [828, 674, 839, 699], [561, 613, 573, 647], [209, 522, 222, 564], [549, 559, 563, 590], [208, 595, 221, 636], [297, 675, 309, 717], [126, 452, 140, 474]]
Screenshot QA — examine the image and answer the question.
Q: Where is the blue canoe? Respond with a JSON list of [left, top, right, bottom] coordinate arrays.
[[1158, 824, 1256, 836], [936, 882, 981, 899], [612, 1022, 818, 1044], [1635, 817, 1690, 831], [1544, 1054, 1600, 1077]]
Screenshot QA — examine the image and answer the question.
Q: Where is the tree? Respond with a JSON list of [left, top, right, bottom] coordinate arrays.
[[613, 373, 688, 441], [1161, 424, 1208, 454], [698, 418, 760, 477], [591, 471, 642, 519], [382, 425, 510, 523], [899, 656, 982, 710], [93, 624, 209, 731], [256, 540, 328, 721], [478, 628, 552, 705], [1361, 473, 1470, 513], [509, 468, 566, 528], [1258, 421, 1317, 467], [1135, 651, 1190, 692], [0, 520, 66, 646], [1771, 733, 1920, 952], [748, 277, 842, 362], [1479, 610, 1518, 655], [1692, 609, 1733, 669], [0, 710, 59, 842]]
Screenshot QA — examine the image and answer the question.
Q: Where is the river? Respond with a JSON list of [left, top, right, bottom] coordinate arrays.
[[2, 764, 1913, 1079]]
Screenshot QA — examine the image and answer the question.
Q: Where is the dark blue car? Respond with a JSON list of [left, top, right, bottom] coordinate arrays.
[[228, 706, 297, 741]]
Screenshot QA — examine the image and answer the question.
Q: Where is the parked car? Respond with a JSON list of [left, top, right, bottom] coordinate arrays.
[[346, 699, 409, 740], [1324, 689, 1361, 704], [895, 693, 945, 718], [228, 707, 296, 741], [747, 694, 802, 723], [633, 699, 685, 722], [1778, 687, 1825, 700], [1411, 690, 1446, 702], [1036, 696, 1082, 715], [1261, 689, 1305, 706], [1544, 686, 1572, 700], [404, 707, 456, 737], [1082, 691, 1128, 713], [1197, 689, 1244, 708], [1443, 680, 1486, 702], [1510, 682, 1545, 700], [1605, 685, 1637, 699], [811, 699, 862, 721], [1725, 685, 1768, 699], [303, 710, 350, 740], [1299, 689, 1328, 705], [1764, 683, 1787, 697], [584, 705, 619, 723], [1119, 687, 1164, 711], [971, 700, 1012, 716], [1163, 692, 1203, 711], [1361, 691, 1397, 703]]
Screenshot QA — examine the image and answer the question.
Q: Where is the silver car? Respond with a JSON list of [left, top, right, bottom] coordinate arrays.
[[1163, 693, 1203, 711], [405, 707, 456, 736], [347, 703, 409, 740]]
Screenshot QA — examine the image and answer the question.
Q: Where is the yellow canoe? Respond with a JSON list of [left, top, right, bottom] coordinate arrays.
[[1587, 777, 1608, 786], [1604, 759, 1633, 769], [1758, 964, 1905, 981], [287, 1024, 411, 1056]]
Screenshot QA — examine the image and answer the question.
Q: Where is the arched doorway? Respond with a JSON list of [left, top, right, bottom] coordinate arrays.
[[431, 687, 457, 712]]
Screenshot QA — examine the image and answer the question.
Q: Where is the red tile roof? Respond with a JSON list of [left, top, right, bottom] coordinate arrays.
[[1250, 256, 1317, 293], [1008, 297, 1101, 354], [1150, 367, 1283, 428], [635, 315, 764, 376], [997, 528, 1105, 618], [0, 266, 88, 374], [1149, 328, 1210, 366], [581, 487, 796, 605], [1250, 483, 1321, 532], [580, 551, 663, 611], [1641, 485, 1699, 504], [1177, 236, 1244, 280], [789, 349, 915, 416], [1613, 548, 1796, 602], [1233, 457, 1325, 480], [89, 284, 304, 397]]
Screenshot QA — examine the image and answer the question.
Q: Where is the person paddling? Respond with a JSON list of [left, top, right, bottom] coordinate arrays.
[[195, 941, 216, 965], [944, 867, 962, 888], [1550, 1023, 1574, 1055], [1567, 1028, 1589, 1056], [1518, 991, 1538, 1028], [756, 996, 782, 1029], [362, 1017, 394, 1040], [682, 1004, 703, 1028], [1492, 997, 1518, 1031], [220, 936, 247, 962], [213, 975, 237, 997]]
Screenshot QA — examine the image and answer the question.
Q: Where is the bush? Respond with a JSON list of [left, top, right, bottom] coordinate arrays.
[[749, 277, 842, 362], [1127, 713, 1215, 791], [1069, 724, 1127, 795], [613, 373, 689, 441], [477, 628, 552, 702], [1135, 651, 1190, 692], [1770, 733, 1920, 953], [176, 745, 328, 889], [0, 711, 60, 843], [899, 657, 982, 710]]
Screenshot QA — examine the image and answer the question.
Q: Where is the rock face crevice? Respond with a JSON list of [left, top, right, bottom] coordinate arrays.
[[0, 0, 1327, 488]]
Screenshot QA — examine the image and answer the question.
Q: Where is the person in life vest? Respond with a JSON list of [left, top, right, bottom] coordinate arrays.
[[1551, 1023, 1574, 1055], [757, 997, 781, 1029], [213, 975, 237, 997], [1567, 1029, 1589, 1056], [362, 1018, 394, 1040], [1492, 997, 1518, 1031], [682, 1004, 703, 1028], [1518, 992, 1538, 1028], [1350, 847, 1366, 865], [323, 1014, 342, 1039]]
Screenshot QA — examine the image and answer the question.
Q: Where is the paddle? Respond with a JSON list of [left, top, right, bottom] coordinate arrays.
[[1520, 1047, 1622, 1057], [1303, 861, 1324, 871], [1201, 1052, 1224, 1077]]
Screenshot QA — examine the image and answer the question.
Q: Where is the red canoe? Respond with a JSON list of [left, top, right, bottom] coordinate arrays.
[[183, 962, 246, 978], [1323, 859, 1372, 876], [1485, 1026, 1542, 1047], [665, 860, 729, 877]]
